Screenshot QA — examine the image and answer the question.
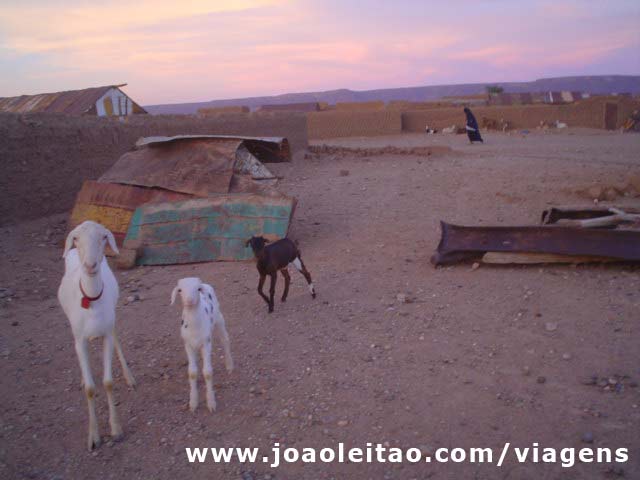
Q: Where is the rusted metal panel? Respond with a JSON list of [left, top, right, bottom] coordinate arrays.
[[431, 221, 640, 265], [135, 135, 291, 163], [124, 195, 297, 265], [100, 139, 240, 196], [0, 84, 147, 116]]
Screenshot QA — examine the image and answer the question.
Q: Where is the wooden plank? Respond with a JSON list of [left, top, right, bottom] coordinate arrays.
[[124, 194, 296, 265], [481, 252, 617, 264]]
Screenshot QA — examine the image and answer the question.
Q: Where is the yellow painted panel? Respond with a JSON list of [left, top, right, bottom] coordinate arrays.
[[70, 204, 132, 233], [103, 97, 113, 116]]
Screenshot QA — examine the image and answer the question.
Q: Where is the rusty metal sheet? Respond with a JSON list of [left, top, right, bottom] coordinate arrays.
[[100, 139, 240, 196], [69, 181, 192, 245], [135, 135, 291, 163], [124, 194, 297, 265], [431, 221, 640, 265]]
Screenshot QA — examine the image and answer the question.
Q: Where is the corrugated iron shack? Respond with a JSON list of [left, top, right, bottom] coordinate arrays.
[[0, 84, 147, 116]]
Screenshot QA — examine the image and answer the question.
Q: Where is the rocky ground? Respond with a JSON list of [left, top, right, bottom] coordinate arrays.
[[1, 129, 639, 479]]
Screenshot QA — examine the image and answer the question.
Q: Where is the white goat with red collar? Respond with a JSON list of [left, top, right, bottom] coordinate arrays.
[[171, 277, 233, 412], [57, 221, 135, 450]]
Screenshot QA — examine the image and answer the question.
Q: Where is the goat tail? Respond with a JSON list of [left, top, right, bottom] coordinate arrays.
[[113, 330, 136, 388]]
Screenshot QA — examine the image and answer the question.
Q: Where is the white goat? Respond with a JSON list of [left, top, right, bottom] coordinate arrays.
[[57, 221, 135, 450], [171, 277, 233, 412]]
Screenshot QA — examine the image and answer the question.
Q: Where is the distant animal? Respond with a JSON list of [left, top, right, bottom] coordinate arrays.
[[171, 277, 233, 412], [246, 236, 315, 313], [481, 117, 499, 130], [57, 221, 136, 451]]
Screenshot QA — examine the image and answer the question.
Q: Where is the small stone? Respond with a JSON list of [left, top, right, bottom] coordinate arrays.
[[396, 293, 407, 303], [522, 366, 531, 376], [339, 170, 350, 177], [562, 353, 572, 360], [581, 432, 594, 444], [0, 288, 14, 299], [126, 294, 140, 304], [337, 420, 349, 427], [536, 376, 546, 384], [545, 322, 557, 332], [471, 262, 480, 271]]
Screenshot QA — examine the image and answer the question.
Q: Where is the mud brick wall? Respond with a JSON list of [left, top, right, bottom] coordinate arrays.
[[307, 110, 402, 139], [0, 112, 307, 224], [401, 100, 617, 132], [335, 101, 385, 111], [615, 97, 640, 126]]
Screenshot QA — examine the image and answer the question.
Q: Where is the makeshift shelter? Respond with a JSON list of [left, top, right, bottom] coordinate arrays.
[[69, 135, 296, 265]]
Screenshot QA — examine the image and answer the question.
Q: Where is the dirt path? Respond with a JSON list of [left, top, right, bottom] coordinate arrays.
[[1, 130, 639, 479]]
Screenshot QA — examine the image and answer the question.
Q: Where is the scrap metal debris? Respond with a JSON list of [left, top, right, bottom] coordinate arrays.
[[431, 217, 640, 266]]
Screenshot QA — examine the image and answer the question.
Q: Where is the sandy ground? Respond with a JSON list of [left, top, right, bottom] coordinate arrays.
[[1, 129, 639, 480]]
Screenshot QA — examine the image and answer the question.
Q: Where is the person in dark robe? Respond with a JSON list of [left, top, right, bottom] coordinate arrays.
[[464, 107, 483, 143]]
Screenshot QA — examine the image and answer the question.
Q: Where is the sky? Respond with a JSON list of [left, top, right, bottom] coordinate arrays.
[[0, 0, 638, 105]]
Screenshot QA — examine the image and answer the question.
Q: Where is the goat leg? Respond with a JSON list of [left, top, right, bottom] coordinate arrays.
[[293, 257, 316, 299], [103, 334, 123, 440], [268, 272, 277, 313], [75, 339, 100, 450], [280, 268, 291, 302], [113, 330, 136, 388], [257, 274, 271, 306]]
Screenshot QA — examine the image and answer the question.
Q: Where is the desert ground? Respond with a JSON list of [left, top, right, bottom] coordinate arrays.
[[1, 129, 639, 479]]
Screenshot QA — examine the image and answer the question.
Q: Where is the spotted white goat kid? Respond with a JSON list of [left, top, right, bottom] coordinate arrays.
[[57, 221, 135, 450], [171, 278, 233, 412]]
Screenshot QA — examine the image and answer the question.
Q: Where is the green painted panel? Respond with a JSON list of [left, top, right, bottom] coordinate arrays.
[[124, 194, 295, 265]]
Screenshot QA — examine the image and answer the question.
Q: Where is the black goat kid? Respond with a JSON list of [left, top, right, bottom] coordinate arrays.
[[246, 236, 316, 313]]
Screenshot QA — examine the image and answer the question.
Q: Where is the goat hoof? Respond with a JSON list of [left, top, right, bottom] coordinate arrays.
[[87, 435, 101, 451], [111, 432, 125, 443], [312, 293, 316, 299]]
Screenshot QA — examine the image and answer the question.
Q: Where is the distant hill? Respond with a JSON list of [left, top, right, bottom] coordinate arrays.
[[145, 75, 640, 115]]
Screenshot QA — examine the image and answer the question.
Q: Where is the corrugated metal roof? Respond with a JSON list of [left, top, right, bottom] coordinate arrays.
[[0, 84, 147, 115]]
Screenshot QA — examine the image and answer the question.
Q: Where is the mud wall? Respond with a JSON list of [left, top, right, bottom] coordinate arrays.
[[335, 101, 385, 111], [401, 100, 613, 132], [0, 112, 307, 224], [307, 110, 402, 139], [614, 97, 640, 126]]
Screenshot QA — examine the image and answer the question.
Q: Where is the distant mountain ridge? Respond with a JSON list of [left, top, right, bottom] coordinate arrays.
[[145, 75, 640, 115]]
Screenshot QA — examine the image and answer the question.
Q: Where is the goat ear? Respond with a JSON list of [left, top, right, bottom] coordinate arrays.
[[170, 286, 179, 306], [63, 226, 79, 258], [104, 227, 120, 255]]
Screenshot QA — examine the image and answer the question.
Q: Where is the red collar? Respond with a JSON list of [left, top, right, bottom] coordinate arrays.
[[79, 280, 103, 309]]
